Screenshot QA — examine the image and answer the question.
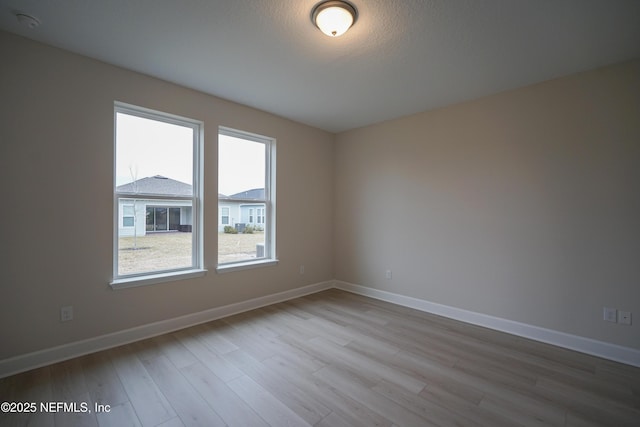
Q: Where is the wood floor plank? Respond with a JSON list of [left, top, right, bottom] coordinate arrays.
[[142, 355, 225, 427], [374, 379, 508, 427], [534, 376, 640, 427], [224, 348, 331, 425], [49, 357, 88, 401], [108, 345, 177, 427], [216, 319, 281, 361], [396, 349, 569, 425], [181, 361, 269, 427], [152, 333, 199, 369], [226, 375, 311, 427], [223, 309, 283, 339], [304, 294, 390, 328], [173, 328, 244, 383], [259, 305, 320, 341], [316, 411, 359, 427], [389, 350, 485, 405], [270, 337, 327, 374], [156, 417, 186, 427], [190, 321, 240, 355], [477, 395, 564, 427], [95, 401, 142, 427], [313, 364, 437, 427], [306, 336, 427, 393], [128, 338, 164, 362], [80, 351, 129, 407], [262, 354, 393, 427], [52, 390, 98, 427]]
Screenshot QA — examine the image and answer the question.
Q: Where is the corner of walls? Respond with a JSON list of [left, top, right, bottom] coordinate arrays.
[[334, 281, 640, 368]]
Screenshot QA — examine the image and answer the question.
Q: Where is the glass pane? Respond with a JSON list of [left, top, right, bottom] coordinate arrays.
[[115, 112, 193, 194], [146, 207, 154, 232], [154, 207, 167, 231], [116, 110, 195, 276], [119, 199, 193, 276], [218, 133, 266, 264], [169, 208, 180, 230]]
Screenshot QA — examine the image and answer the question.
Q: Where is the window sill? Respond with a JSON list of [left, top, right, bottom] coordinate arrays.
[[216, 259, 279, 274], [110, 269, 207, 290]]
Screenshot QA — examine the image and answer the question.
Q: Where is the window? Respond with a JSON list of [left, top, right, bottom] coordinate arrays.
[[218, 127, 276, 270], [112, 103, 204, 287], [122, 205, 135, 227], [220, 207, 230, 225]]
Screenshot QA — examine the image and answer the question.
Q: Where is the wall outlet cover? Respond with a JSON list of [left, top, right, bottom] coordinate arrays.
[[619, 311, 632, 325], [603, 307, 617, 323], [60, 306, 74, 322]]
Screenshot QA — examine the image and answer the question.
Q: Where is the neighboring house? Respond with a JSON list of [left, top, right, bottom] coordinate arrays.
[[117, 175, 193, 237], [117, 176, 265, 235], [218, 188, 266, 232]]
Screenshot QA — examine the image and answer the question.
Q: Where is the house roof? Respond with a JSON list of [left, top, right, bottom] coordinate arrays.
[[117, 176, 264, 200], [116, 175, 192, 196], [222, 188, 265, 201]]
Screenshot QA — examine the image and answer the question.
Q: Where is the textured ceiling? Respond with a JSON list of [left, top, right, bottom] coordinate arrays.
[[1, 0, 639, 133]]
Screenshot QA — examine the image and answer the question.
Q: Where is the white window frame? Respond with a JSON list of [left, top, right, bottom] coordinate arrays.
[[220, 206, 230, 225], [111, 102, 205, 288], [217, 126, 277, 273]]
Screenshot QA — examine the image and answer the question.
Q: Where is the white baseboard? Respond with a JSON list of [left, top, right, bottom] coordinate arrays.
[[334, 280, 640, 368], [0, 281, 333, 379]]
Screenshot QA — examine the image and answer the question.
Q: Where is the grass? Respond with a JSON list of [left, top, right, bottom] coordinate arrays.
[[218, 231, 265, 264], [118, 231, 264, 274]]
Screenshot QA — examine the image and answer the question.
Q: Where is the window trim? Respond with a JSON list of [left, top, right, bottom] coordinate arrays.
[[216, 126, 277, 272], [111, 102, 206, 288]]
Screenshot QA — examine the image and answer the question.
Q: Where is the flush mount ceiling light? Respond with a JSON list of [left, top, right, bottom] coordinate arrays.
[[312, 1, 357, 37]]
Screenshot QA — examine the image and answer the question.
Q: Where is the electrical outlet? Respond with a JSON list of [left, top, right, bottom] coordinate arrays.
[[603, 307, 617, 323], [299, 265, 305, 275], [60, 306, 74, 322], [619, 311, 632, 325], [385, 269, 392, 280]]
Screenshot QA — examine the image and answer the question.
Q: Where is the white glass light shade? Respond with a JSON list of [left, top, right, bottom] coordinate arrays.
[[312, 1, 357, 37]]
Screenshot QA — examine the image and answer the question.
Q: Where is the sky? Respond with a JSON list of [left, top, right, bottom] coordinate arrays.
[[115, 113, 193, 185], [218, 134, 265, 196], [116, 113, 265, 195]]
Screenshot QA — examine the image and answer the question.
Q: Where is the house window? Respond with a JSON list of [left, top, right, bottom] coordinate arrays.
[[220, 207, 230, 225], [112, 102, 204, 287], [218, 127, 276, 270], [123, 205, 135, 227]]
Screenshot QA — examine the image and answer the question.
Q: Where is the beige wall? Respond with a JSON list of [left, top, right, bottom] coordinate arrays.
[[0, 31, 334, 360], [1, 28, 638, 362], [335, 59, 640, 349]]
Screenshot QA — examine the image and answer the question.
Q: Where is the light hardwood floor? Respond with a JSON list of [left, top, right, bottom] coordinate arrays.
[[1, 289, 639, 427]]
